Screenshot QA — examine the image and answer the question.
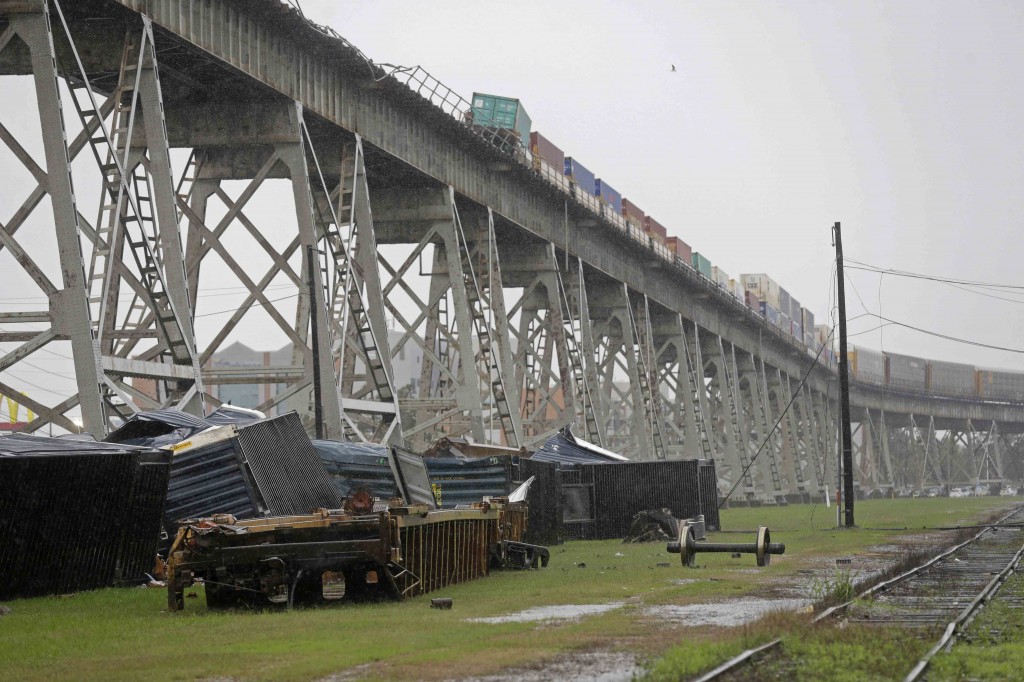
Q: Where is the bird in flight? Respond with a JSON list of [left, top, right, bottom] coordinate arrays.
[[671, 65, 676, 72]]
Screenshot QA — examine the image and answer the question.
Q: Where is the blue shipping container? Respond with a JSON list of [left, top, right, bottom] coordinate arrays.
[[759, 301, 780, 327], [594, 179, 623, 214], [565, 157, 596, 191]]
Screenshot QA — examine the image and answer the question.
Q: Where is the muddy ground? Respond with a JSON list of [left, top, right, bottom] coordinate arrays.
[[448, 528, 968, 682]]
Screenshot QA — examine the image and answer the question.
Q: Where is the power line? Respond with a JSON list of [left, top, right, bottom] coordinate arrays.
[[845, 257, 1024, 292], [720, 327, 831, 507]]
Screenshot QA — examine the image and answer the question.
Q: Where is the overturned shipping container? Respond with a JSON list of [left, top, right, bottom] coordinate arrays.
[[0, 435, 171, 599]]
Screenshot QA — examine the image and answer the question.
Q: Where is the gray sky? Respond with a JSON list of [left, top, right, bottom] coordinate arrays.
[[308, 0, 1024, 369], [2, 0, 1024, 420]]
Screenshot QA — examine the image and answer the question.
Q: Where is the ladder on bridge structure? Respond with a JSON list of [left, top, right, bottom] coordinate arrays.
[[311, 136, 397, 442], [717, 341, 755, 493], [624, 293, 664, 459], [749, 357, 783, 496], [680, 331, 714, 461], [555, 269, 601, 443], [60, 21, 195, 418], [449, 191, 520, 447]]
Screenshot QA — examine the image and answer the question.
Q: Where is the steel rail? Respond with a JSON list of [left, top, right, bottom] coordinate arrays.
[[688, 505, 1024, 682]]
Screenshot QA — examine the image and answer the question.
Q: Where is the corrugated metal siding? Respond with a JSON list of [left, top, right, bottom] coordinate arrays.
[[885, 352, 927, 391], [236, 413, 342, 515], [512, 458, 561, 546], [532, 431, 623, 464], [698, 460, 721, 530], [928, 360, 975, 396], [0, 447, 171, 599], [591, 461, 704, 539], [164, 439, 259, 526], [424, 457, 512, 509], [312, 440, 397, 499]]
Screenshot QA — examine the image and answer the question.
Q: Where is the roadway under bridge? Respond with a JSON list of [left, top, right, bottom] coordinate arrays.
[[1, 0, 1022, 501]]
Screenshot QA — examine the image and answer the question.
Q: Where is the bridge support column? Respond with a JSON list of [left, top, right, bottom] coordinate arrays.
[[560, 257, 608, 446], [501, 242, 572, 447]]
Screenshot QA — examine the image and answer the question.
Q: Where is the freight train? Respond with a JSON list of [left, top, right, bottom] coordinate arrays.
[[473, 94, 1023, 404], [848, 346, 1024, 402]]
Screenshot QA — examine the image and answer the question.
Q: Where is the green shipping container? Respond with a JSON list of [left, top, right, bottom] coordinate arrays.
[[471, 92, 532, 148], [692, 252, 712, 279]]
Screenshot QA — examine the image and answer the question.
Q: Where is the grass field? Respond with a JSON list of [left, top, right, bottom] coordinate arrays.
[[0, 497, 1017, 681]]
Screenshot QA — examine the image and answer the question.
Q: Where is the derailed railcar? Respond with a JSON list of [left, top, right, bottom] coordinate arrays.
[[165, 500, 544, 610]]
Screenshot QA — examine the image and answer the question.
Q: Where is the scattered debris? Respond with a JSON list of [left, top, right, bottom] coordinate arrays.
[[0, 605, 11, 617], [623, 509, 679, 543], [165, 498, 546, 611], [667, 515, 786, 568]]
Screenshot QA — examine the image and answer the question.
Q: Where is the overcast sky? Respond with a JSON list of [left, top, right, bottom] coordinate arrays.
[[304, 0, 1024, 370], [2, 0, 1024, 421]]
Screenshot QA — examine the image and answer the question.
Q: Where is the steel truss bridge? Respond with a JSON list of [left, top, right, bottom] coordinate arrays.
[[2, 0, 1023, 502]]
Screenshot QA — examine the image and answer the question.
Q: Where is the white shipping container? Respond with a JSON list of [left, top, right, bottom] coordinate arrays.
[[741, 273, 781, 309], [728, 279, 743, 300], [712, 266, 730, 289]]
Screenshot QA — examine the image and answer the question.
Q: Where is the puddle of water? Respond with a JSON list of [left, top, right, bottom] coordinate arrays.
[[458, 652, 640, 682], [467, 602, 624, 624], [643, 597, 811, 627]]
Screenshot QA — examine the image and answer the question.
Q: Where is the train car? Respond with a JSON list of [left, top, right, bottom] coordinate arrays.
[[926, 360, 975, 397], [741, 274, 781, 310], [622, 198, 645, 229], [976, 368, 1024, 402], [884, 352, 927, 392], [665, 237, 692, 266], [759, 301, 780, 327], [529, 131, 564, 170], [594, 179, 622, 214], [849, 346, 885, 385], [691, 252, 712, 279]]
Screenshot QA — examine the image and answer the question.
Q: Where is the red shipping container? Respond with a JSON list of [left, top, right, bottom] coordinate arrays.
[[529, 131, 564, 170], [745, 290, 761, 310], [622, 198, 645, 227], [645, 215, 668, 239], [665, 236, 692, 264]]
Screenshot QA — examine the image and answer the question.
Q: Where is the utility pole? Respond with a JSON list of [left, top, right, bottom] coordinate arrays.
[[834, 222, 855, 527], [307, 246, 324, 440]]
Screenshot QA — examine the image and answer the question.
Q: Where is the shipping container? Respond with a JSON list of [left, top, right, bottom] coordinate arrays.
[[745, 290, 761, 310], [849, 346, 885, 385], [665, 236, 692, 264], [594, 178, 622, 214], [471, 92, 532, 147], [759, 301, 780, 327], [789, 297, 801, 324], [644, 215, 668, 239], [792, 322, 803, 342], [741, 274, 781, 309], [780, 312, 791, 335], [691, 252, 712, 279], [564, 157, 596, 192], [621, 198, 645, 228], [529, 131, 564, 170], [779, 288, 791, 321], [711, 266, 730, 290], [802, 308, 815, 337], [804, 330, 815, 349], [926, 360, 975, 397], [976, 368, 1024, 401], [885, 352, 927, 391], [731, 279, 744, 300]]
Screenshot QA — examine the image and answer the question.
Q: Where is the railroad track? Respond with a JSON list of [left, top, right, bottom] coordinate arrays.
[[693, 506, 1024, 682]]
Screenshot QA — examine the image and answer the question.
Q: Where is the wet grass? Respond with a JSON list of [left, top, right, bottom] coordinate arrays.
[[0, 497, 1016, 681]]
